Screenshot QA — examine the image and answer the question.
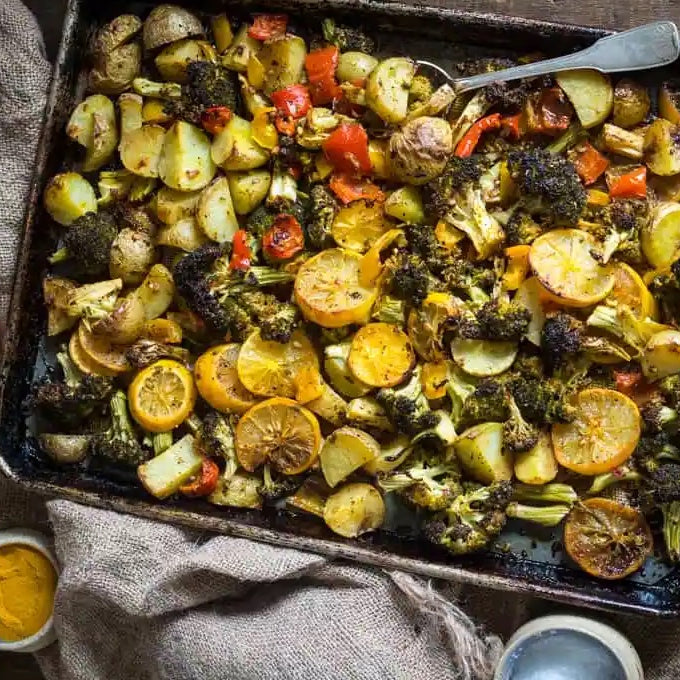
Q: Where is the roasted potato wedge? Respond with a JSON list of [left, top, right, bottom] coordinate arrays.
[[159, 121, 216, 192], [138, 434, 202, 499], [91, 294, 146, 344], [514, 431, 558, 485], [644, 118, 680, 176], [222, 24, 260, 73], [365, 57, 416, 124], [320, 427, 380, 487], [323, 482, 386, 538], [153, 186, 201, 224], [258, 35, 307, 95], [612, 79, 650, 129], [642, 330, 680, 381], [109, 228, 157, 285], [454, 422, 513, 484], [130, 264, 175, 320], [156, 217, 209, 251], [66, 95, 118, 172], [337, 51, 378, 83], [227, 170, 271, 215], [555, 69, 613, 129], [211, 115, 270, 171], [155, 39, 216, 83], [43, 172, 97, 226], [196, 176, 239, 243]]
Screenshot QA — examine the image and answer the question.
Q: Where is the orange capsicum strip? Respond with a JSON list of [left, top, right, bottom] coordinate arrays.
[[329, 174, 384, 205]]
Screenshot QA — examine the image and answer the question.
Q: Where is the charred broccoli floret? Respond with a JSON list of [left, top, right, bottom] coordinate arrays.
[[260, 464, 305, 503], [659, 374, 680, 411], [92, 390, 148, 466], [454, 57, 530, 111], [506, 148, 586, 225], [321, 18, 375, 53], [458, 297, 531, 341], [458, 378, 509, 427], [640, 393, 679, 433], [540, 312, 582, 369], [30, 351, 114, 428], [422, 481, 513, 555], [376, 368, 438, 435], [504, 210, 543, 246], [409, 75, 434, 104], [507, 376, 575, 426], [503, 393, 540, 453], [378, 448, 462, 511], [174, 244, 298, 342], [422, 156, 484, 223], [49, 211, 118, 278], [172, 61, 239, 124], [384, 252, 436, 307], [440, 258, 496, 304], [125, 340, 191, 369], [307, 184, 338, 250], [245, 201, 308, 239]]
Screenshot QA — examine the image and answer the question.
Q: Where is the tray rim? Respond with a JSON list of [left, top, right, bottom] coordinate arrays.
[[5, 0, 676, 618]]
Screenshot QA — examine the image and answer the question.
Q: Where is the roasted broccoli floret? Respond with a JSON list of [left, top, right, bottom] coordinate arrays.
[[540, 312, 609, 370], [586, 304, 665, 355], [93, 390, 148, 466], [321, 18, 375, 53], [648, 257, 680, 325], [171, 61, 239, 124], [307, 184, 337, 250], [384, 252, 436, 307], [409, 74, 434, 104], [174, 244, 298, 342], [423, 157, 483, 219], [260, 464, 305, 503], [372, 295, 406, 326], [454, 57, 530, 111], [49, 211, 118, 278], [440, 258, 496, 304], [458, 296, 531, 341], [376, 368, 438, 435], [640, 393, 679, 434], [30, 351, 114, 428], [125, 340, 191, 369], [378, 448, 462, 511], [61, 278, 122, 322], [504, 210, 543, 246], [457, 378, 509, 427], [660, 374, 680, 411], [422, 481, 513, 555], [506, 148, 586, 225], [503, 393, 540, 454], [507, 375, 575, 426]]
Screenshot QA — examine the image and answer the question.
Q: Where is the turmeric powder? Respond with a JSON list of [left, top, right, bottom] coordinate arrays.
[[0, 544, 57, 642]]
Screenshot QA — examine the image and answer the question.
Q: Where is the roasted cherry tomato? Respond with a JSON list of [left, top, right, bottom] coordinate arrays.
[[229, 230, 253, 271], [248, 14, 288, 40], [263, 214, 305, 261], [201, 106, 232, 135], [180, 458, 220, 497]]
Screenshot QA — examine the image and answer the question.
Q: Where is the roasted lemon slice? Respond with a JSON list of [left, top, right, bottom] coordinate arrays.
[[236, 329, 318, 398], [69, 330, 118, 377], [348, 323, 415, 388], [129, 360, 197, 433], [235, 397, 321, 474], [529, 229, 614, 308], [551, 388, 641, 475], [194, 344, 258, 414], [77, 322, 130, 375], [331, 200, 394, 252], [608, 262, 657, 320], [294, 249, 378, 328], [564, 498, 653, 580]]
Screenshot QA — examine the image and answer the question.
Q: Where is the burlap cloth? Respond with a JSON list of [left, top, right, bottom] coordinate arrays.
[[1, 1, 679, 678]]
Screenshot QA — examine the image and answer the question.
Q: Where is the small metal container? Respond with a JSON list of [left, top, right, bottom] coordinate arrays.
[[494, 615, 644, 680]]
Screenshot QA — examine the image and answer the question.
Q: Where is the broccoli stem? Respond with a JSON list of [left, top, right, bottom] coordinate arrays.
[[153, 431, 174, 455], [184, 413, 202, 436], [586, 469, 643, 496], [373, 296, 406, 325], [243, 266, 294, 287], [506, 502, 571, 526], [132, 78, 182, 100], [512, 483, 577, 504], [56, 350, 84, 388], [662, 501, 680, 562], [267, 171, 297, 206], [546, 122, 585, 154], [49, 247, 71, 265], [110, 390, 133, 437]]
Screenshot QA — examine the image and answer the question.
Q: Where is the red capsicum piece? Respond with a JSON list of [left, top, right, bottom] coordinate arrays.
[[322, 123, 372, 175], [263, 214, 305, 261], [200, 106, 232, 135], [270, 85, 312, 119], [608, 166, 647, 199], [180, 458, 220, 497], [572, 142, 609, 186], [613, 367, 643, 397], [329, 174, 385, 205], [248, 14, 288, 40], [455, 114, 502, 157], [501, 113, 524, 140], [229, 230, 253, 271], [305, 46, 341, 105]]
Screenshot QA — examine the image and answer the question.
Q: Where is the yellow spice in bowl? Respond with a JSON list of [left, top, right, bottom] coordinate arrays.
[[0, 544, 57, 642]]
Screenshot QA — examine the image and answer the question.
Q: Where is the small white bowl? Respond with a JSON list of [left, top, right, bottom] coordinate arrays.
[[0, 528, 58, 653]]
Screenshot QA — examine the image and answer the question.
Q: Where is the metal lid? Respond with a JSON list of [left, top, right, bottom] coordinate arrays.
[[494, 614, 643, 680]]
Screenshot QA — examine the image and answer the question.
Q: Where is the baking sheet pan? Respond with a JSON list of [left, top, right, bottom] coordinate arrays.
[[3, 0, 680, 616]]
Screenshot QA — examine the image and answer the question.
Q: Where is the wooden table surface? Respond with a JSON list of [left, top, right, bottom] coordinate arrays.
[[7, 1, 680, 678]]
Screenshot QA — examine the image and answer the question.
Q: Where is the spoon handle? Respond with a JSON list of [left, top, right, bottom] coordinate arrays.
[[453, 21, 680, 94]]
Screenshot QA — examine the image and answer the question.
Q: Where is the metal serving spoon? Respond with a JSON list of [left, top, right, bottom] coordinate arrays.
[[418, 21, 680, 94]]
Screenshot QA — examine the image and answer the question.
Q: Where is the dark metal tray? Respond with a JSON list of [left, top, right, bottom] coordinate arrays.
[[3, 0, 680, 616]]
